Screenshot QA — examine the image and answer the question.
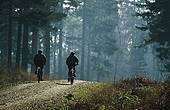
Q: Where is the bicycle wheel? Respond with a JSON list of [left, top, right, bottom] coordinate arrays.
[[71, 77, 74, 85], [70, 68, 74, 85], [37, 68, 41, 83]]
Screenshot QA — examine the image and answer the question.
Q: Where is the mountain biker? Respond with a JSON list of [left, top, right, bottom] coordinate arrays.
[[66, 52, 79, 81], [34, 50, 46, 80]]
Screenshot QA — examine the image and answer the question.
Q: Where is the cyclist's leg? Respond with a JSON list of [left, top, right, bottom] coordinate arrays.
[[35, 65, 38, 74], [68, 67, 71, 82]]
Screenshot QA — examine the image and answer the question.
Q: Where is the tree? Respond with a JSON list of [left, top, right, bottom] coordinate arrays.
[[136, 0, 170, 73], [85, 0, 118, 81], [0, 0, 81, 75], [0, 0, 13, 69], [80, 0, 87, 80]]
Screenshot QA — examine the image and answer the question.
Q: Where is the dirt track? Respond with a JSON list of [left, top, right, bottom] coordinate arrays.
[[0, 80, 87, 110]]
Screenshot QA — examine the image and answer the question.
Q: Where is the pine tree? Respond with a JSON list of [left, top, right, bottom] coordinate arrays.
[[136, 0, 170, 72]]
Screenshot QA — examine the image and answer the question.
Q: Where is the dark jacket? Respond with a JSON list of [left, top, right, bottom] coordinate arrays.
[[34, 53, 46, 67], [66, 55, 79, 67]]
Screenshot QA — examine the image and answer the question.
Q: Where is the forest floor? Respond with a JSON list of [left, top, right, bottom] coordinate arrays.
[[0, 78, 168, 110], [0, 80, 95, 110]]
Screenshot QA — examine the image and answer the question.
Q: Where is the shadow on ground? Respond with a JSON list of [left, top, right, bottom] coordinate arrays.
[[55, 82, 71, 85]]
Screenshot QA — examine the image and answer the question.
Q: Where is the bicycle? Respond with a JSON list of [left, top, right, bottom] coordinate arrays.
[[36, 66, 42, 83]]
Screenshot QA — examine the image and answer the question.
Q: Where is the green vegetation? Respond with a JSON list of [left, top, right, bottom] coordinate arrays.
[[0, 70, 170, 110], [57, 78, 169, 110], [0, 66, 35, 90]]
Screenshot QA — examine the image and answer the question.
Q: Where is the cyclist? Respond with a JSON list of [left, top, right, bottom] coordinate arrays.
[[66, 52, 79, 81], [34, 50, 46, 81]]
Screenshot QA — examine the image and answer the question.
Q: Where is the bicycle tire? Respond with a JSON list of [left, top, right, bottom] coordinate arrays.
[[71, 77, 74, 85], [37, 68, 41, 83]]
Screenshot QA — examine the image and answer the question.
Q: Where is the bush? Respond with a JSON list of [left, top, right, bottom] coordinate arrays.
[[120, 76, 157, 88], [71, 78, 168, 110], [72, 84, 141, 110], [0, 65, 36, 84]]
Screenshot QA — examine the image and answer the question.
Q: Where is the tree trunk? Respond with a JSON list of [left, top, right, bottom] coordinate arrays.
[[53, 52, 56, 74], [53, 34, 57, 74], [31, 26, 38, 73], [58, 2, 63, 78], [7, 3, 12, 69], [86, 44, 90, 80], [80, 0, 87, 80], [21, 22, 29, 71], [16, 20, 22, 69], [114, 52, 120, 83], [1, 48, 8, 65], [44, 26, 50, 77], [58, 27, 63, 77], [96, 53, 101, 82]]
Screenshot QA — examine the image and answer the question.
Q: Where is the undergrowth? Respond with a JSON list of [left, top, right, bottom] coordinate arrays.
[[58, 77, 169, 110], [0, 66, 37, 89], [1, 66, 170, 110]]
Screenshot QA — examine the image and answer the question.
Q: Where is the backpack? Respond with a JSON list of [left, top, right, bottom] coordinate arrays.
[[34, 54, 46, 66], [66, 56, 75, 66]]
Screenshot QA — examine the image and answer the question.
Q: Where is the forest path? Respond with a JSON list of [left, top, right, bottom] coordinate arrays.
[[0, 80, 88, 110]]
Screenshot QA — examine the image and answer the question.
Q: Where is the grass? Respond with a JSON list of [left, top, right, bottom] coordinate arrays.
[[56, 77, 169, 110], [70, 83, 141, 110], [0, 66, 170, 110], [0, 66, 37, 90]]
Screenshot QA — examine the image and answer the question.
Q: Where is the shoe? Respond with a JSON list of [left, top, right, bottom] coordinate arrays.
[[68, 78, 70, 82]]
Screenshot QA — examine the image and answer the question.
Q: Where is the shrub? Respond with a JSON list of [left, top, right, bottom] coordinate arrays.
[[120, 76, 157, 88], [0, 65, 37, 84]]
